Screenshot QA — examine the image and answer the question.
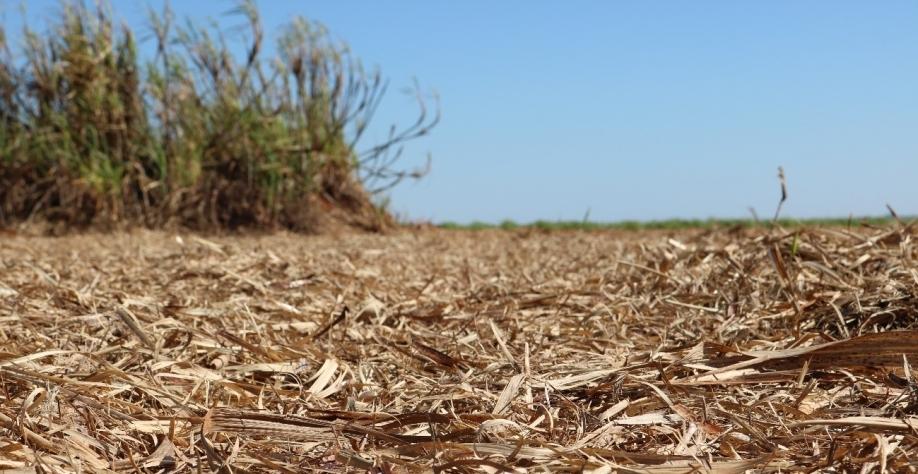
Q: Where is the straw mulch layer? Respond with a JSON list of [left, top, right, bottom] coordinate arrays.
[[0, 226, 917, 472]]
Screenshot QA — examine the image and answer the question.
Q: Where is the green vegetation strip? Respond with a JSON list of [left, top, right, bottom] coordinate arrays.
[[439, 216, 906, 231]]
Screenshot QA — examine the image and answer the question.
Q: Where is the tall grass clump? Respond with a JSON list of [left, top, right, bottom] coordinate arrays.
[[0, 0, 437, 231]]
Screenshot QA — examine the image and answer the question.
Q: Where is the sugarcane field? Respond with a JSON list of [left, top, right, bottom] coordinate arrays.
[[0, 1, 916, 472]]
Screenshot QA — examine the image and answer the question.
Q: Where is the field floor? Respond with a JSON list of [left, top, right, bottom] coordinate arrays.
[[0, 226, 917, 472]]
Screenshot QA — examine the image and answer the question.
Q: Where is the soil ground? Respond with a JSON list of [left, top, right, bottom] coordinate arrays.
[[0, 227, 916, 472]]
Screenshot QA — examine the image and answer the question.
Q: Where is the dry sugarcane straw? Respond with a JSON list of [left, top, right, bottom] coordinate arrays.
[[0, 222, 916, 471]]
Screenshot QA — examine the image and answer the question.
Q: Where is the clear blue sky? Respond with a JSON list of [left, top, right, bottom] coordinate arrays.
[[6, 1, 918, 223]]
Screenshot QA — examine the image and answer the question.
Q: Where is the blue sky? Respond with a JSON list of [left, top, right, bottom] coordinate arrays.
[[5, 1, 918, 223]]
